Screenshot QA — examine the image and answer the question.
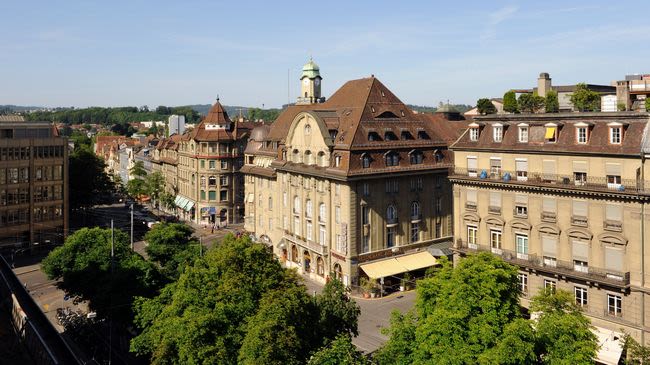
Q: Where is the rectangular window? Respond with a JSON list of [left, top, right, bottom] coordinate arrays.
[[577, 127, 588, 144], [385, 179, 399, 193], [362, 235, 370, 254], [410, 223, 419, 243], [361, 205, 370, 225], [489, 191, 501, 213], [572, 240, 589, 273], [220, 176, 229, 186], [544, 279, 556, 292], [518, 126, 529, 142], [542, 236, 557, 266], [467, 225, 478, 247], [493, 125, 503, 142], [545, 126, 557, 142], [490, 229, 502, 254], [209, 160, 216, 169], [608, 294, 622, 316], [518, 273, 528, 296], [294, 216, 300, 235], [410, 177, 423, 191], [208, 191, 217, 200], [516, 234, 529, 260], [605, 246, 624, 278], [387, 227, 396, 248], [200, 160, 205, 168], [219, 190, 228, 201], [610, 127, 622, 144], [515, 159, 528, 181], [221, 160, 228, 169], [306, 221, 313, 241], [362, 182, 370, 196], [469, 128, 479, 141], [489, 158, 501, 178], [335, 206, 341, 224], [542, 160, 556, 182], [283, 216, 288, 230], [572, 200, 588, 218], [435, 197, 442, 215], [467, 156, 478, 177], [435, 221, 442, 238], [575, 287, 588, 307]]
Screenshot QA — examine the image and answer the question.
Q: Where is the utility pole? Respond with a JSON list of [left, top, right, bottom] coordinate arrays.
[[130, 203, 134, 250]]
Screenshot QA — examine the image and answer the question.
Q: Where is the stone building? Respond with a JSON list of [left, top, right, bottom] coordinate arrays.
[[0, 120, 68, 249], [449, 111, 650, 343], [243, 60, 462, 287]]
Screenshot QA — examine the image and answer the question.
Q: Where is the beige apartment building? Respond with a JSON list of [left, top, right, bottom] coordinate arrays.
[[449, 111, 650, 344], [0, 118, 68, 249], [243, 60, 462, 287]]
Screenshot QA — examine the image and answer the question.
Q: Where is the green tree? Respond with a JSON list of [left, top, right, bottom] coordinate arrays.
[[374, 311, 417, 365], [518, 94, 545, 113], [646, 98, 650, 112], [478, 319, 537, 365], [503, 90, 518, 113], [314, 279, 360, 339], [570, 83, 601, 112], [145, 171, 165, 207], [69, 148, 114, 209], [545, 90, 559, 113], [42, 228, 162, 323], [130, 161, 147, 179], [622, 332, 650, 364], [308, 334, 369, 365], [159, 191, 176, 211], [144, 223, 201, 279], [126, 178, 146, 199], [476, 98, 497, 115]]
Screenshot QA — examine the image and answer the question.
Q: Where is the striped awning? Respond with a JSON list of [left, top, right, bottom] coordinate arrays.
[[360, 251, 438, 278]]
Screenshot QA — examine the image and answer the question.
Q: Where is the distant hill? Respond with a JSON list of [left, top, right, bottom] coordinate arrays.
[[0, 105, 47, 114]]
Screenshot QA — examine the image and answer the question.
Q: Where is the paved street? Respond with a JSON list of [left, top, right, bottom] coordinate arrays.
[[300, 272, 416, 354]]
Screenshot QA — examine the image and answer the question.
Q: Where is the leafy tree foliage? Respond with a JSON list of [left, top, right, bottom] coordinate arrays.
[[26, 105, 201, 126], [476, 98, 497, 115], [248, 107, 282, 121], [308, 334, 369, 365], [144, 171, 165, 207], [126, 178, 146, 199], [376, 254, 598, 365], [130, 161, 147, 178], [69, 147, 115, 209], [131, 234, 360, 365], [646, 98, 650, 112], [42, 228, 162, 323], [503, 90, 518, 113], [570, 83, 601, 112], [159, 191, 176, 211], [623, 332, 650, 364], [144, 223, 201, 280], [545, 90, 559, 113], [518, 93, 545, 113]]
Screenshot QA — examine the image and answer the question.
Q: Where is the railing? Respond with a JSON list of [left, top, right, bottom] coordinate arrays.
[[465, 202, 477, 211], [456, 240, 630, 288], [571, 215, 588, 227], [540, 211, 556, 223], [488, 206, 501, 215], [603, 220, 623, 232], [386, 217, 398, 225], [283, 231, 328, 255], [450, 167, 646, 194], [410, 213, 422, 222]]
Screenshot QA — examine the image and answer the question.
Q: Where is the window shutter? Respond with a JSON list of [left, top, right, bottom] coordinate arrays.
[[489, 192, 501, 207], [466, 189, 477, 203], [572, 200, 588, 217], [606, 163, 621, 176], [572, 161, 587, 173], [542, 236, 557, 256], [467, 157, 477, 170], [542, 197, 556, 213], [605, 204, 623, 221], [572, 241, 589, 262], [515, 194, 528, 205], [515, 159, 528, 172], [490, 158, 501, 168], [542, 160, 556, 175], [605, 247, 623, 272]]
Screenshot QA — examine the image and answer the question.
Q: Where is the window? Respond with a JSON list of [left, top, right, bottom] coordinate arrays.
[[514, 194, 528, 217], [435, 221, 442, 237], [283, 216, 288, 230], [362, 155, 371, 168], [573, 287, 588, 307], [411, 201, 421, 219], [576, 127, 588, 144], [387, 205, 397, 223], [220, 190, 227, 201], [306, 221, 313, 241], [518, 273, 528, 296], [209, 160, 216, 169], [304, 124, 311, 135], [515, 159, 528, 181], [573, 240, 589, 272], [467, 225, 478, 247], [362, 182, 370, 196], [574, 172, 587, 186], [515, 205, 528, 217], [221, 160, 228, 169], [544, 126, 557, 142], [490, 229, 502, 254], [293, 196, 301, 214], [319, 203, 326, 222], [467, 156, 478, 177], [435, 197, 442, 215], [362, 235, 370, 253], [208, 190, 217, 200], [489, 158, 501, 178], [268, 197, 273, 210], [387, 227, 396, 248], [409, 151, 423, 164], [410, 177, 423, 191], [335, 206, 341, 224], [334, 155, 341, 167], [518, 126, 529, 142], [469, 128, 479, 141], [544, 279, 556, 293], [283, 192, 287, 207], [385, 152, 399, 167], [608, 294, 622, 316], [516, 234, 529, 259], [385, 179, 399, 193], [294, 216, 300, 235], [410, 223, 419, 243], [610, 127, 622, 144], [220, 175, 228, 186], [306, 199, 313, 218], [493, 125, 503, 142], [543, 256, 557, 267], [208, 176, 217, 186], [361, 205, 370, 225]]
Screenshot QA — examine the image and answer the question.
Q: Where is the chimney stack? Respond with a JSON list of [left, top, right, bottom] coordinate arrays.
[[538, 72, 551, 97]]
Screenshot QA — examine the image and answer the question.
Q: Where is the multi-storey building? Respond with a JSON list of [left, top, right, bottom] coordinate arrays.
[[0, 120, 68, 249], [449, 111, 650, 343], [243, 60, 460, 286]]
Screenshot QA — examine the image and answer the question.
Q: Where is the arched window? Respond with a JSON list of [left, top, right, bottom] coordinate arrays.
[[293, 196, 301, 214], [333, 263, 342, 280], [304, 124, 311, 135], [191, 173, 195, 185], [306, 199, 313, 218], [268, 197, 273, 210], [387, 205, 397, 220], [317, 256, 324, 276], [208, 176, 217, 186], [409, 150, 423, 164], [385, 152, 399, 167], [200, 175, 206, 187], [319, 203, 326, 222], [434, 149, 444, 162], [411, 201, 420, 217], [362, 154, 371, 168], [317, 151, 325, 166], [292, 245, 299, 263], [304, 150, 312, 165], [293, 149, 300, 163]]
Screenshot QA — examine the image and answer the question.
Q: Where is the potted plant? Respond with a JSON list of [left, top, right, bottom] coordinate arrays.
[[400, 272, 412, 291], [361, 277, 377, 298]]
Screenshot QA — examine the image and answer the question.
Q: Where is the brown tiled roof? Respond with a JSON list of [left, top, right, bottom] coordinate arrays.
[[0, 115, 25, 122], [189, 100, 251, 142], [451, 112, 650, 156]]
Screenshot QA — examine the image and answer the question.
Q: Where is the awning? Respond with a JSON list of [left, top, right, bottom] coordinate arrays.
[[184, 200, 195, 212], [175, 196, 187, 208], [396, 252, 437, 271], [544, 127, 556, 139], [594, 327, 623, 365], [360, 251, 438, 278], [174, 196, 182, 206]]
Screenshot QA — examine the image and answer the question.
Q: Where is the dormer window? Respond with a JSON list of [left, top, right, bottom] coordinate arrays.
[[417, 130, 430, 140], [544, 123, 558, 143], [493, 124, 503, 142], [409, 150, 423, 164], [361, 154, 371, 168], [368, 132, 381, 141], [329, 130, 338, 140], [385, 151, 399, 167], [609, 124, 622, 144], [401, 130, 414, 140], [384, 131, 398, 141], [575, 123, 589, 144], [518, 125, 529, 143], [334, 155, 342, 167], [469, 128, 479, 141]]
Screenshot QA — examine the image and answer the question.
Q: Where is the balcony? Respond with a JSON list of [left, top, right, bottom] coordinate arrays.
[[449, 167, 646, 195], [283, 230, 328, 255], [540, 211, 557, 223], [465, 202, 477, 211], [456, 240, 630, 288], [488, 206, 501, 215], [386, 217, 398, 226], [603, 220, 623, 232], [571, 215, 588, 227], [410, 213, 422, 223]]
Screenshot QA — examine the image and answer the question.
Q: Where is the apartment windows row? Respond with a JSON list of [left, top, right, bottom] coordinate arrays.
[[290, 214, 327, 245], [198, 175, 229, 187], [0, 166, 64, 184], [292, 197, 328, 223], [518, 273, 623, 317], [199, 159, 229, 170], [474, 123, 624, 145], [200, 190, 228, 202], [1, 186, 63, 205], [33, 205, 64, 222], [0, 146, 65, 161]]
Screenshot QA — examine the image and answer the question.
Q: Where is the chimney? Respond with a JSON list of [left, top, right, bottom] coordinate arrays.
[[538, 72, 551, 97]]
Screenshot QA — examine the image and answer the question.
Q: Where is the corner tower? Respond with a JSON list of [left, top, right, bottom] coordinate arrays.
[[297, 58, 325, 105]]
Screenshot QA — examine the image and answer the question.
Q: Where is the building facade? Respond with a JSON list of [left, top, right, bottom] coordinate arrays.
[[243, 61, 460, 286], [449, 111, 650, 344], [0, 121, 68, 249]]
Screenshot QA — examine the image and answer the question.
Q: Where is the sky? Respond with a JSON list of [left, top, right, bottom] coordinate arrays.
[[1, 1, 649, 109]]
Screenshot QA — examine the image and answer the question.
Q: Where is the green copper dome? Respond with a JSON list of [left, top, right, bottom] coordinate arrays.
[[436, 104, 459, 114], [301, 58, 321, 80]]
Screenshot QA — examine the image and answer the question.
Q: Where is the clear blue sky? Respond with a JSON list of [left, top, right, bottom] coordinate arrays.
[[1, 1, 648, 109]]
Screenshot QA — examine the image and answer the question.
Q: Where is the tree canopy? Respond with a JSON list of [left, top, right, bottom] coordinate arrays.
[[503, 90, 518, 113], [646, 98, 650, 112], [130, 234, 360, 365], [476, 98, 497, 115], [570, 83, 601, 112], [375, 253, 598, 365], [545, 90, 560, 113], [42, 227, 162, 323], [518, 93, 545, 113], [69, 147, 115, 209], [144, 223, 201, 280], [308, 334, 369, 365]]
